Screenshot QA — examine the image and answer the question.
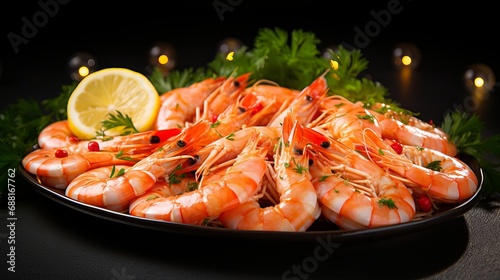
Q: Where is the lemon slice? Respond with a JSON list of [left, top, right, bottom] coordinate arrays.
[[67, 68, 160, 139]]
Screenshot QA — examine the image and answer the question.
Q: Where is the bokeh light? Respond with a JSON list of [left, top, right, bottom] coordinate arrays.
[[217, 37, 242, 60], [464, 63, 496, 96], [392, 42, 421, 69], [68, 52, 98, 81], [149, 42, 177, 74], [321, 45, 338, 60]]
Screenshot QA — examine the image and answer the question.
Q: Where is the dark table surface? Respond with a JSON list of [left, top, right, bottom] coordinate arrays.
[[1, 1, 500, 279]]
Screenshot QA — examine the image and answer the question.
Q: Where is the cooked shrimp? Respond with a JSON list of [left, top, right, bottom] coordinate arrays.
[[206, 89, 266, 137], [241, 80, 299, 126], [22, 149, 142, 189], [128, 133, 272, 225], [65, 119, 213, 211], [65, 165, 144, 211], [218, 113, 321, 231], [184, 125, 281, 182], [307, 128, 415, 230], [37, 119, 181, 154], [174, 91, 274, 178], [155, 76, 226, 130], [358, 131, 478, 203], [267, 71, 329, 127], [199, 72, 251, 123], [23, 125, 182, 189], [363, 101, 447, 136], [363, 103, 457, 156], [37, 120, 77, 149], [311, 112, 381, 149], [312, 95, 382, 147]]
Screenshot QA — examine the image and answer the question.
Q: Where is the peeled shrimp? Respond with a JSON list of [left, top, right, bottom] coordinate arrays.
[[218, 113, 321, 231]]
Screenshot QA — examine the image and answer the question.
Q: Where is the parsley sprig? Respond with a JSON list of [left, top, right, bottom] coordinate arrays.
[[100, 111, 139, 136]]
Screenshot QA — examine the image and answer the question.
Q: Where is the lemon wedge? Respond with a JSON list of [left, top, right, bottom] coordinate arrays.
[[67, 68, 160, 139]]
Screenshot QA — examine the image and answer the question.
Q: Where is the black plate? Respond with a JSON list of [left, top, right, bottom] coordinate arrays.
[[19, 156, 483, 243]]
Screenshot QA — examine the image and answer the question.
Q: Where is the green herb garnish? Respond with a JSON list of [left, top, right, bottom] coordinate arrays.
[[425, 160, 443, 172], [101, 111, 139, 136], [441, 108, 500, 196], [378, 198, 397, 209]]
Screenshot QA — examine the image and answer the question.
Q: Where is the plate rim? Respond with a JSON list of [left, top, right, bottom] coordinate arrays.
[[19, 161, 483, 243]]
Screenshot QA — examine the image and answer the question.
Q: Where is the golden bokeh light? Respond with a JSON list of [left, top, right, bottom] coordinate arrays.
[[149, 42, 177, 74], [68, 52, 98, 81], [158, 54, 169, 65], [392, 42, 421, 69], [78, 66, 90, 78], [464, 63, 496, 96]]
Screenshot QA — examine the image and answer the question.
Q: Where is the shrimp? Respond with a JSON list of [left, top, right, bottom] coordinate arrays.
[[173, 91, 268, 177], [37, 120, 77, 149], [199, 72, 252, 123], [267, 71, 329, 127], [23, 125, 182, 188], [128, 133, 272, 225], [183, 125, 281, 182], [207, 89, 266, 137], [363, 102, 457, 156], [217, 113, 321, 231], [311, 111, 381, 150], [306, 128, 416, 230], [241, 80, 300, 126], [358, 130, 478, 203], [155, 76, 226, 130], [364, 101, 447, 136], [37, 119, 181, 154], [312, 95, 382, 147], [22, 149, 143, 189], [171, 91, 272, 178], [64, 119, 215, 210]]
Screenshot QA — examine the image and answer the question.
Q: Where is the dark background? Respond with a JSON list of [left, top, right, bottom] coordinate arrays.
[[1, 1, 500, 280], [1, 1, 499, 136]]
